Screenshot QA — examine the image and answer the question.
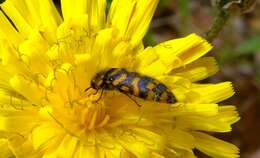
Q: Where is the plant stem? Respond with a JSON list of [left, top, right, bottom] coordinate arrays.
[[206, 8, 230, 42]]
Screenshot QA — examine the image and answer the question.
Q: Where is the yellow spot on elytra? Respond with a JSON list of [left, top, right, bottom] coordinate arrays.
[[160, 92, 168, 101], [146, 91, 155, 100], [112, 73, 127, 85], [120, 85, 129, 91], [132, 78, 140, 96], [147, 82, 155, 90]]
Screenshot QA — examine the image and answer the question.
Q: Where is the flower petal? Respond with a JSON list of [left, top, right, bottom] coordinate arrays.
[[61, 0, 106, 31], [171, 57, 219, 82], [56, 135, 79, 158], [168, 129, 195, 151], [115, 127, 165, 158], [176, 105, 240, 132], [10, 75, 46, 105], [0, 10, 23, 46], [108, 0, 159, 46], [188, 82, 235, 104], [0, 113, 38, 134], [192, 131, 239, 158], [0, 139, 13, 158], [31, 124, 64, 151], [136, 34, 213, 76], [171, 103, 218, 117], [0, 67, 13, 90], [1, 0, 33, 38], [8, 134, 39, 158], [2, 0, 60, 42], [19, 30, 51, 75]]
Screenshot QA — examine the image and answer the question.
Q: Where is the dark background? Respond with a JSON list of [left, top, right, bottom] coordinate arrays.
[[1, 0, 260, 157]]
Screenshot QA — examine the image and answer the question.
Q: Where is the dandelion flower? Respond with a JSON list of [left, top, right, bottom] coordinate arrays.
[[0, 0, 240, 158]]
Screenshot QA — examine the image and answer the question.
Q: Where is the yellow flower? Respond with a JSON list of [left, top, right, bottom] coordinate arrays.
[[0, 0, 240, 158]]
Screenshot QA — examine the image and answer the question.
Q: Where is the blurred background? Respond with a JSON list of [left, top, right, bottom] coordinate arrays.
[[0, 0, 259, 157]]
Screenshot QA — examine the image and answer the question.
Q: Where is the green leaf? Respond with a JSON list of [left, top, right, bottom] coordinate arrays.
[[237, 36, 260, 55], [144, 31, 156, 47], [177, 0, 189, 20], [159, 0, 172, 7]]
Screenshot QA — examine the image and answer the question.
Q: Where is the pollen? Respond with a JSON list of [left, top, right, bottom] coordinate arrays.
[[73, 100, 109, 130]]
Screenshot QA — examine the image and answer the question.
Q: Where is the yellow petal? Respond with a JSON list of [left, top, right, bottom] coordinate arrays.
[[0, 114, 38, 134], [116, 127, 164, 158], [168, 129, 195, 151], [108, 0, 159, 46], [92, 28, 119, 69], [31, 124, 64, 151], [134, 47, 158, 69], [87, 0, 106, 31], [218, 105, 240, 125], [1, 1, 33, 38], [192, 131, 239, 158], [0, 139, 13, 158], [53, 19, 90, 63], [155, 34, 212, 65], [4, 0, 60, 42], [0, 39, 34, 79], [187, 82, 235, 103], [111, 41, 132, 67], [171, 57, 219, 82], [126, 0, 159, 46], [74, 146, 97, 158], [0, 10, 23, 46], [176, 105, 240, 132], [131, 127, 165, 151], [108, 0, 136, 37], [171, 103, 218, 117], [136, 34, 212, 76], [10, 75, 45, 105], [0, 88, 34, 112], [22, 0, 42, 27], [40, 0, 62, 26], [55, 135, 78, 158], [38, 0, 62, 42], [73, 54, 93, 91], [52, 63, 80, 105], [0, 39, 19, 65], [61, 0, 106, 31], [18, 30, 51, 75], [0, 67, 13, 90], [176, 115, 232, 132], [61, 0, 74, 20], [8, 135, 39, 158]]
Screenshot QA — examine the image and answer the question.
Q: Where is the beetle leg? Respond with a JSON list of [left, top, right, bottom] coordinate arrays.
[[124, 93, 142, 107], [95, 89, 104, 103]]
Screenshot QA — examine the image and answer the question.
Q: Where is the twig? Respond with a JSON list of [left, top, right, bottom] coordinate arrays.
[[206, 0, 256, 42], [206, 7, 230, 42]]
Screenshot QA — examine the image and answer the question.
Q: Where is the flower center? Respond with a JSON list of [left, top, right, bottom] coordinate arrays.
[[70, 91, 110, 131], [74, 103, 110, 131], [43, 91, 111, 139]]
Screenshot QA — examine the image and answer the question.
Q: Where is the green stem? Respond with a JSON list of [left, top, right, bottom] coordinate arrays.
[[206, 9, 230, 42]]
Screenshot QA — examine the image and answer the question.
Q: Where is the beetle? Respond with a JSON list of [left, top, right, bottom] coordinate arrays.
[[87, 68, 177, 106]]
